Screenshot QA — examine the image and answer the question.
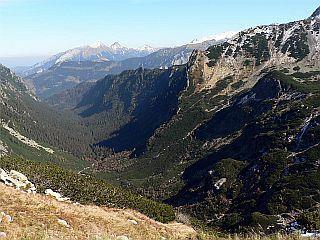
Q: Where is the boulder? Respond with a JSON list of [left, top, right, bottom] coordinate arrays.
[[57, 219, 70, 228], [116, 236, 130, 240], [45, 189, 70, 202], [0, 168, 36, 193]]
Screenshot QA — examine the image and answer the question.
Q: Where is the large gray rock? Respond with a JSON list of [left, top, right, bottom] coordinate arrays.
[[0, 168, 36, 193]]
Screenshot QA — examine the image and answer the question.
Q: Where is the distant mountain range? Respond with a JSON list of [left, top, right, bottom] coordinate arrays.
[[22, 33, 237, 98], [17, 41, 158, 77]]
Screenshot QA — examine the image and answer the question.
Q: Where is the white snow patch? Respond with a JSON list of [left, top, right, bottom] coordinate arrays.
[[191, 31, 239, 44]]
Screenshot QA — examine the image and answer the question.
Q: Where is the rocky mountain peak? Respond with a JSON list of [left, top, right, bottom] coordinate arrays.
[[310, 5, 320, 19], [190, 31, 238, 44], [110, 42, 124, 50], [137, 45, 156, 52], [89, 41, 107, 48]]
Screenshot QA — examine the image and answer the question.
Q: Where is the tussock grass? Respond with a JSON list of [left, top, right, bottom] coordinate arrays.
[[0, 183, 195, 240]]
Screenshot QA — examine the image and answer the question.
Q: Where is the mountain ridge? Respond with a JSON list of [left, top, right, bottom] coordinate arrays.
[[26, 38, 229, 98], [310, 5, 320, 19], [17, 41, 158, 77]]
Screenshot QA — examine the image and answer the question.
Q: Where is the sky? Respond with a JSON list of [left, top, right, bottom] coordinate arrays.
[[0, 0, 319, 63]]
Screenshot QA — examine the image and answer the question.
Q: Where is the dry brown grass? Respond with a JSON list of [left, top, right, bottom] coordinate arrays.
[[0, 183, 317, 240], [0, 183, 196, 240]]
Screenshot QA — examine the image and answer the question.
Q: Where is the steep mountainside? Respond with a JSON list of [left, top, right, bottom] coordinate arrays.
[[310, 6, 320, 19], [170, 71, 320, 231], [136, 13, 319, 231], [0, 64, 93, 168], [52, 66, 188, 157], [0, 66, 178, 226], [27, 38, 229, 98]]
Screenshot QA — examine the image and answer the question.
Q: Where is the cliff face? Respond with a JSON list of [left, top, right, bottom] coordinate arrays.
[[188, 17, 320, 93]]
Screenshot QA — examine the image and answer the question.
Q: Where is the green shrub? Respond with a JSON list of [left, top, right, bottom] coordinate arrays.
[[0, 156, 175, 223], [250, 212, 278, 230], [297, 209, 320, 230]]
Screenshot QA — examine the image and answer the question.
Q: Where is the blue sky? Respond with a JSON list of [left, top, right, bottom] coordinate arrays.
[[0, 0, 318, 58]]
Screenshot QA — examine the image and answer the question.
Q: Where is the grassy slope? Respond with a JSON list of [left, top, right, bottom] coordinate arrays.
[[0, 127, 88, 172], [0, 183, 196, 240], [0, 156, 175, 223], [0, 183, 311, 240]]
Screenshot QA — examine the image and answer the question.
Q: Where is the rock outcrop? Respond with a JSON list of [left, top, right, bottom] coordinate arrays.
[[0, 168, 36, 193]]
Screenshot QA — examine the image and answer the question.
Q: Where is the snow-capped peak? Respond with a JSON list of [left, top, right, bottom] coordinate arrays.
[[137, 45, 156, 52], [110, 42, 124, 50], [89, 41, 107, 48], [190, 31, 238, 44], [19, 41, 160, 76], [211, 31, 238, 41]]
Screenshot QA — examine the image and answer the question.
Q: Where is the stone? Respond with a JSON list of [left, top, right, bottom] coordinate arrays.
[[127, 219, 138, 225], [45, 189, 70, 202], [5, 214, 13, 223], [10, 170, 28, 182], [0, 168, 36, 194], [0, 212, 13, 223], [0, 232, 6, 238], [57, 219, 70, 228], [116, 236, 130, 240]]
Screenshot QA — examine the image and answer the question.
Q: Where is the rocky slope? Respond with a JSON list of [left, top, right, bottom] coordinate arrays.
[[170, 70, 320, 231], [310, 6, 320, 19], [189, 15, 319, 92]]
